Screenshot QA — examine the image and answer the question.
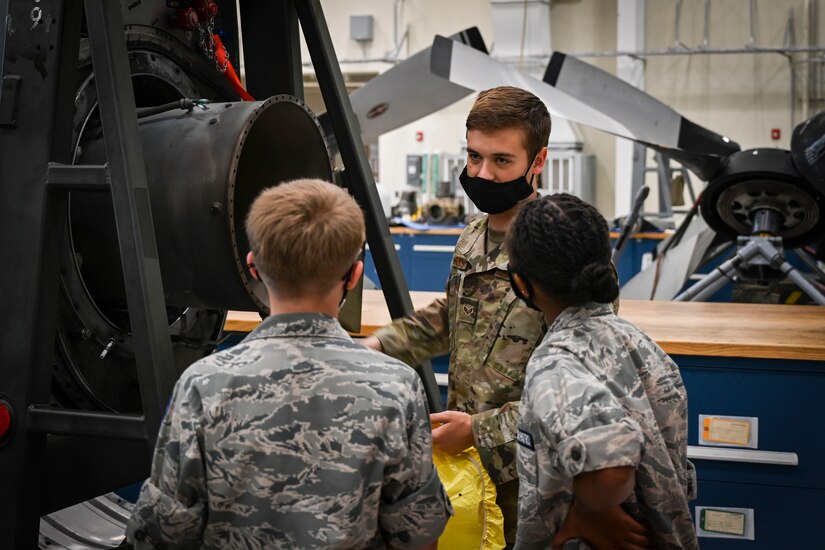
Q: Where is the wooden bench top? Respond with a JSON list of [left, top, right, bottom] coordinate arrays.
[[225, 290, 825, 362], [388, 227, 670, 240]]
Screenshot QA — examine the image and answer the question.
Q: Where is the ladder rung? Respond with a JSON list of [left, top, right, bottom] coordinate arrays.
[[46, 163, 110, 191], [27, 405, 147, 440]]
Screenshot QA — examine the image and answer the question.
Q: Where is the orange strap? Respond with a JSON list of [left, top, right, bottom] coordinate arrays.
[[213, 34, 254, 101]]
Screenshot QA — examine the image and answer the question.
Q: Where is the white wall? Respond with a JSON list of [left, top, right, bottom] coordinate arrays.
[[646, 0, 807, 151], [299, 0, 401, 75]]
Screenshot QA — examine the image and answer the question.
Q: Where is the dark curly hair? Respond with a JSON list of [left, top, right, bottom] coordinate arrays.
[[506, 193, 619, 305]]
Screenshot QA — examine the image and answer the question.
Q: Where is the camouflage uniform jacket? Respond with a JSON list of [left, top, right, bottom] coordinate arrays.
[[515, 302, 698, 550], [126, 312, 451, 550], [374, 216, 547, 540]]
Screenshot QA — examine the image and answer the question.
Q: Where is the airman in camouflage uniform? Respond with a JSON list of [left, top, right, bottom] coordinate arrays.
[[506, 193, 696, 550], [373, 216, 619, 545], [368, 87, 558, 545], [126, 179, 451, 549], [126, 313, 451, 549], [374, 214, 545, 540], [515, 303, 697, 549]]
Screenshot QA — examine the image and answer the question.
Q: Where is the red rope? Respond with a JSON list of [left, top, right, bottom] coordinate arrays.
[[213, 34, 254, 101]]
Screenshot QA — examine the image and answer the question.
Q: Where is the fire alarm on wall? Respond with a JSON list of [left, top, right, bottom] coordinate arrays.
[[771, 128, 781, 140], [415, 131, 424, 142]]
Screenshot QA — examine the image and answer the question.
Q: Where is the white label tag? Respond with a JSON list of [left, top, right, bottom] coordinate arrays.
[[698, 414, 758, 448], [696, 506, 755, 540]]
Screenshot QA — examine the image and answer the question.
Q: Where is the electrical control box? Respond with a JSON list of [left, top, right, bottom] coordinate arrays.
[[350, 15, 374, 42], [406, 154, 423, 187]]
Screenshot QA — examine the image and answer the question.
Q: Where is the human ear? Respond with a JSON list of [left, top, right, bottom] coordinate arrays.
[[246, 251, 261, 282], [511, 272, 531, 299], [346, 261, 364, 291], [533, 147, 549, 174]]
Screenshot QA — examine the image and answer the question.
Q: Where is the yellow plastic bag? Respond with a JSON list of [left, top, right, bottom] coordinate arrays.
[[433, 447, 505, 550]]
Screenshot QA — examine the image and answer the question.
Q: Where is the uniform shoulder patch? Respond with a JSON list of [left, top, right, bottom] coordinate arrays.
[[452, 256, 470, 270], [517, 429, 535, 450]]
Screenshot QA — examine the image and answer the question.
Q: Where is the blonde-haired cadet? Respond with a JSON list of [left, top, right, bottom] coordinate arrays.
[[127, 179, 451, 549], [245, 178, 365, 295]]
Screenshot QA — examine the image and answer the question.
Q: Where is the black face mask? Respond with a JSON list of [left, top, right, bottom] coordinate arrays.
[[507, 266, 541, 312], [459, 156, 537, 214]]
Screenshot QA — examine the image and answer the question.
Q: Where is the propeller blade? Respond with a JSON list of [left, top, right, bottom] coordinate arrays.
[[429, 36, 739, 181], [319, 27, 487, 155], [545, 53, 738, 155], [431, 35, 637, 142], [544, 52, 740, 180]]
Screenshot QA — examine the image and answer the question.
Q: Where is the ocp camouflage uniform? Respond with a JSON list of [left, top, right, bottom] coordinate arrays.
[[374, 215, 546, 543], [126, 312, 451, 549], [515, 302, 698, 550]]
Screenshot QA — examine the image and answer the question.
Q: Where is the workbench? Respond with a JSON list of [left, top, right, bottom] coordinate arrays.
[[225, 293, 825, 548], [226, 291, 824, 358]]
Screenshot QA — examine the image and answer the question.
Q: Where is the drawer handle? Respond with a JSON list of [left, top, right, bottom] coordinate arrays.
[[412, 245, 455, 253], [687, 445, 798, 466]]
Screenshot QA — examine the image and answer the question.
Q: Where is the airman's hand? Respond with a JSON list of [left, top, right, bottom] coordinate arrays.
[[363, 336, 384, 353], [430, 411, 474, 454], [553, 502, 650, 550]]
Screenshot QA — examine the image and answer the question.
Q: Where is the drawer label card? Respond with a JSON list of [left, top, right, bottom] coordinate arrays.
[[701, 508, 746, 535], [696, 506, 755, 540], [699, 414, 758, 448], [705, 418, 749, 445]]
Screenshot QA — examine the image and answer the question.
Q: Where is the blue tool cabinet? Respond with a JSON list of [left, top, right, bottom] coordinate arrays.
[[677, 354, 825, 548], [364, 231, 459, 291], [365, 229, 662, 291]]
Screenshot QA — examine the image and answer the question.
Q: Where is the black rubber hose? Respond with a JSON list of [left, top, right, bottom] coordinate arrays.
[[136, 98, 200, 119], [612, 185, 650, 264]]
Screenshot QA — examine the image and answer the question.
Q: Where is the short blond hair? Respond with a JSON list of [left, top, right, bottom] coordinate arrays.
[[245, 179, 365, 291]]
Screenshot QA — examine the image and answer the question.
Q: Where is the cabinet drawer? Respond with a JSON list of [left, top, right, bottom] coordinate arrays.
[[677, 355, 825, 489], [408, 234, 458, 291], [693, 479, 824, 549], [364, 237, 407, 289], [365, 233, 459, 291]]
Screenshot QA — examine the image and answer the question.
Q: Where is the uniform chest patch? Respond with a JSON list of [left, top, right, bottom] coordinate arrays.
[[517, 429, 535, 450], [458, 297, 479, 324]]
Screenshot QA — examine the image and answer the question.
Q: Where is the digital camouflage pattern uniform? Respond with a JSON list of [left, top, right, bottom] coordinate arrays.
[[515, 302, 698, 550], [374, 215, 547, 543], [126, 312, 451, 549]]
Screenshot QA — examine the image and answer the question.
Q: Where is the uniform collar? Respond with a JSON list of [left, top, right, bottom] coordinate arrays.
[[548, 302, 614, 333], [245, 312, 351, 341], [455, 215, 510, 274]]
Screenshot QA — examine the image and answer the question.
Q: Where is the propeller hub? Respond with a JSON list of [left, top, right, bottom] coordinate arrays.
[[716, 179, 818, 238], [749, 206, 785, 236], [701, 148, 825, 249]]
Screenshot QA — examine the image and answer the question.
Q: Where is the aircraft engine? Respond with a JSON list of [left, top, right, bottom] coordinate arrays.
[[53, 29, 332, 413]]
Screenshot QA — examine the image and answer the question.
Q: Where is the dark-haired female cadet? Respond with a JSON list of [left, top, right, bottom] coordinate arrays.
[[507, 194, 698, 550]]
